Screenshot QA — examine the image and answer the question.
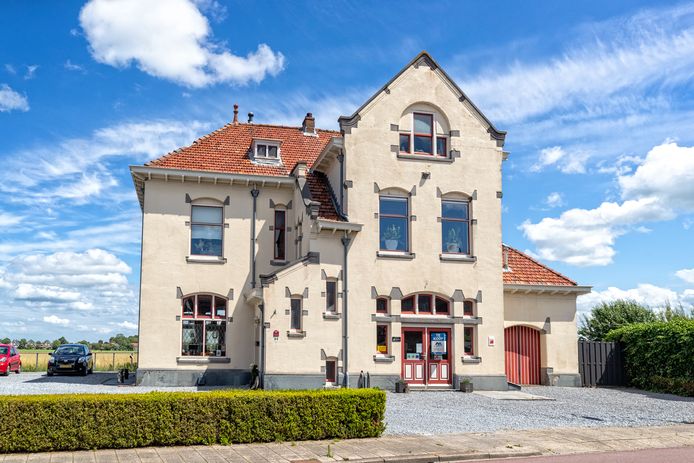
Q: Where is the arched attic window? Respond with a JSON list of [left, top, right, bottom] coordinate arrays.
[[398, 103, 450, 157]]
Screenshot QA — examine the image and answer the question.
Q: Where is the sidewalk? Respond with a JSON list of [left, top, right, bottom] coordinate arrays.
[[3, 424, 693, 463]]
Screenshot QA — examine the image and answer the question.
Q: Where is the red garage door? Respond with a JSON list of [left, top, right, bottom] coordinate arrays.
[[505, 325, 541, 385]]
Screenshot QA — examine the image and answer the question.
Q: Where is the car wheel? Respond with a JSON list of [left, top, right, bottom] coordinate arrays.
[[88, 367, 93, 374], [14, 363, 20, 374], [81, 366, 88, 376]]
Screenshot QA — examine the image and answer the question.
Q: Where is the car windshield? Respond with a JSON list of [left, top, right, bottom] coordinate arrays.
[[55, 346, 85, 355], [0, 347, 7, 355]]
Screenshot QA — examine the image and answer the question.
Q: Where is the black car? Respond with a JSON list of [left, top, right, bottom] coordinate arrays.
[[47, 344, 94, 376]]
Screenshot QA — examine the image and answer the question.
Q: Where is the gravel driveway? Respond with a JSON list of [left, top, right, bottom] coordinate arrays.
[[3, 374, 692, 435], [385, 386, 694, 434]]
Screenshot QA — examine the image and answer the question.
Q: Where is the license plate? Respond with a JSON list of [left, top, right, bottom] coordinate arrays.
[[59, 364, 72, 369]]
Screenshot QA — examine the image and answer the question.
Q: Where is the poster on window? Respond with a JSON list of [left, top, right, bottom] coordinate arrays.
[[430, 332, 447, 354]]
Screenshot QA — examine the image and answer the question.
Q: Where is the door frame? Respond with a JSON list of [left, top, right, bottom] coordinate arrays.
[[401, 326, 453, 386], [401, 327, 426, 385]]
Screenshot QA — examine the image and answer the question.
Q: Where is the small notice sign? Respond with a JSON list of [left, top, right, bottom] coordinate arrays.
[[391, 336, 401, 342]]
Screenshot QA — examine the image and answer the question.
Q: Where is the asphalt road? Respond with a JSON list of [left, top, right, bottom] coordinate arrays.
[[485, 446, 694, 462]]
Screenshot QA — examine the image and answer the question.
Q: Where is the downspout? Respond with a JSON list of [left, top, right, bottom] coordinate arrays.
[[259, 303, 265, 388], [250, 187, 260, 288], [341, 233, 351, 387], [337, 150, 345, 216]]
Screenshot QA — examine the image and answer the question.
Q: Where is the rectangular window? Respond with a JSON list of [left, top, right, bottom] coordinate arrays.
[[376, 297, 388, 314], [435, 297, 449, 314], [205, 321, 226, 356], [214, 297, 227, 318], [197, 295, 213, 318], [326, 359, 337, 383], [380, 196, 408, 252], [274, 210, 286, 260], [418, 294, 432, 313], [290, 298, 302, 330], [399, 133, 411, 153], [182, 320, 203, 356], [376, 324, 388, 354], [463, 301, 474, 316], [256, 143, 279, 159], [413, 113, 433, 154], [183, 296, 195, 318], [436, 137, 447, 156], [442, 200, 470, 254], [191, 205, 223, 257], [326, 280, 337, 313], [464, 327, 474, 355], [401, 296, 415, 313]]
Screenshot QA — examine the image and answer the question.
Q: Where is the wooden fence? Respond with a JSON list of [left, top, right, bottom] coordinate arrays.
[[578, 340, 626, 387], [22, 351, 138, 372]]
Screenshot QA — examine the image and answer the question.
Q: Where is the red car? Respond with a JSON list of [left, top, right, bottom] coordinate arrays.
[[0, 344, 21, 375]]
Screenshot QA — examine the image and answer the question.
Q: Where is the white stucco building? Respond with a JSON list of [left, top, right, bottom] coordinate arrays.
[[131, 52, 590, 390]]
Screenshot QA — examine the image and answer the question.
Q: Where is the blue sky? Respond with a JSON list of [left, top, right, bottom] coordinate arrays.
[[1, 0, 693, 341]]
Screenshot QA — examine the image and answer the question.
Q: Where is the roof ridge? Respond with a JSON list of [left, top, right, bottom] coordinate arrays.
[[502, 244, 577, 286]]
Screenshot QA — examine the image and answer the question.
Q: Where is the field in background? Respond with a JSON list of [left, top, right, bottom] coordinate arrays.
[[19, 351, 138, 372]]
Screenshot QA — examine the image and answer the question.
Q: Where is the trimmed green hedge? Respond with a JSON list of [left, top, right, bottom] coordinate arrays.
[[606, 319, 694, 396], [0, 388, 385, 453]]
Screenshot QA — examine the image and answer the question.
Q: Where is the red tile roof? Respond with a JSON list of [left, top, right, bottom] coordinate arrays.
[[502, 245, 576, 286], [306, 171, 342, 221], [146, 122, 340, 176]]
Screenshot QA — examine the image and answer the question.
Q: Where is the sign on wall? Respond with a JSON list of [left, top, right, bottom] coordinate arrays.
[[430, 332, 447, 354]]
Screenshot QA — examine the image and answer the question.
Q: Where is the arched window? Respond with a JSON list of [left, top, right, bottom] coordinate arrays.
[[401, 293, 450, 315], [398, 104, 450, 157], [376, 297, 389, 314], [181, 293, 227, 357]]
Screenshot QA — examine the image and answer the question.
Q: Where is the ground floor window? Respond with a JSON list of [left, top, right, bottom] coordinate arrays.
[[182, 320, 226, 357], [326, 359, 337, 383], [464, 327, 474, 355], [376, 324, 389, 354], [290, 297, 302, 330]]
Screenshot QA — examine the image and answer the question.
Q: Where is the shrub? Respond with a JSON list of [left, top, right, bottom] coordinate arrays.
[[606, 319, 694, 396], [579, 299, 658, 340], [0, 388, 385, 453]]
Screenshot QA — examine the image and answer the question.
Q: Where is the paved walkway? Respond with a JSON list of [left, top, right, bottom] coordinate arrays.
[[2, 424, 693, 462]]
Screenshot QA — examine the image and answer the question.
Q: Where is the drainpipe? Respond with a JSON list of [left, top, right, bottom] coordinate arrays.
[[250, 187, 259, 288], [259, 303, 266, 388], [337, 150, 345, 216], [341, 233, 351, 387]]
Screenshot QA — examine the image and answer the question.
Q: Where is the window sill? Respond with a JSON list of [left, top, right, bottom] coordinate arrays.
[[373, 354, 395, 363], [270, 259, 289, 266], [377, 251, 415, 260], [397, 153, 453, 163], [439, 254, 476, 263], [323, 312, 341, 320], [176, 356, 230, 364], [186, 255, 227, 264], [287, 330, 306, 338], [462, 356, 481, 364]]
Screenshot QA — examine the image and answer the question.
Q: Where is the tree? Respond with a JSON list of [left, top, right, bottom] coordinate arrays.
[[0, 337, 10, 344], [579, 299, 658, 340], [661, 301, 694, 321]]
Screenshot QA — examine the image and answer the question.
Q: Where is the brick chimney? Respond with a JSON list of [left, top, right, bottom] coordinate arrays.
[[302, 112, 315, 134]]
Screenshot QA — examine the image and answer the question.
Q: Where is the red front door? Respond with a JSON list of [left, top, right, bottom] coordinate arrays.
[[401, 327, 451, 386]]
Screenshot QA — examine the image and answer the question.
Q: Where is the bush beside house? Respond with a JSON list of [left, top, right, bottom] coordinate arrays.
[[0, 389, 385, 453], [606, 319, 694, 396]]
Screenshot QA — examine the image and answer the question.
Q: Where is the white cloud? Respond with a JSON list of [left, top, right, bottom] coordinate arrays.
[[116, 321, 138, 330], [43, 315, 70, 326], [64, 60, 85, 73], [521, 142, 694, 266], [577, 283, 687, 314], [461, 4, 694, 124], [531, 146, 564, 172], [24, 65, 38, 80], [545, 192, 564, 208], [0, 212, 22, 228], [79, 0, 284, 87], [0, 84, 29, 112], [15, 284, 81, 302], [676, 268, 694, 284]]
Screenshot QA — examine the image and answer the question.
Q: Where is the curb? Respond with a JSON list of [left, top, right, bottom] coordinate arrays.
[[301, 450, 542, 463]]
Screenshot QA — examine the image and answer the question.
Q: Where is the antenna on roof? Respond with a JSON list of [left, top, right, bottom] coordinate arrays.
[[248, 112, 254, 123], [233, 103, 239, 124]]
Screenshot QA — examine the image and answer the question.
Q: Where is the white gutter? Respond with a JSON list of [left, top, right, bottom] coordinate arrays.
[[504, 284, 592, 295], [316, 219, 363, 233]]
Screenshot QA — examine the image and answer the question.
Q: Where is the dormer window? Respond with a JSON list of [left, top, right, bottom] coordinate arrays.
[[252, 139, 281, 164]]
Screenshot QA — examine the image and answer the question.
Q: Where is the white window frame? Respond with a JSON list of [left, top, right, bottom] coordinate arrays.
[[400, 111, 449, 157], [252, 139, 282, 163]]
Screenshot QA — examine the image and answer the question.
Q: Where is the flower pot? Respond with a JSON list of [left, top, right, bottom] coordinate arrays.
[[460, 382, 473, 393], [395, 381, 409, 393], [385, 240, 398, 251]]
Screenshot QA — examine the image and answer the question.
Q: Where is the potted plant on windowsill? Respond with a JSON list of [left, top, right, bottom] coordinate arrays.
[[383, 225, 402, 251], [395, 378, 409, 393], [445, 228, 462, 253], [460, 377, 473, 393]]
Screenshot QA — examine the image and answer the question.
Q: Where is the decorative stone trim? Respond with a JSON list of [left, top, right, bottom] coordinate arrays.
[[461, 356, 482, 364], [176, 357, 231, 364], [372, 314, 395, 323], [397, 153, 454, 163], [377, 251, 415, 260], [440, 254, 476, 263], [270, 259, 289, 266], [287, 330, 306, 338], [373, 354, 396, 363], [323, 312, 341, 320]]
